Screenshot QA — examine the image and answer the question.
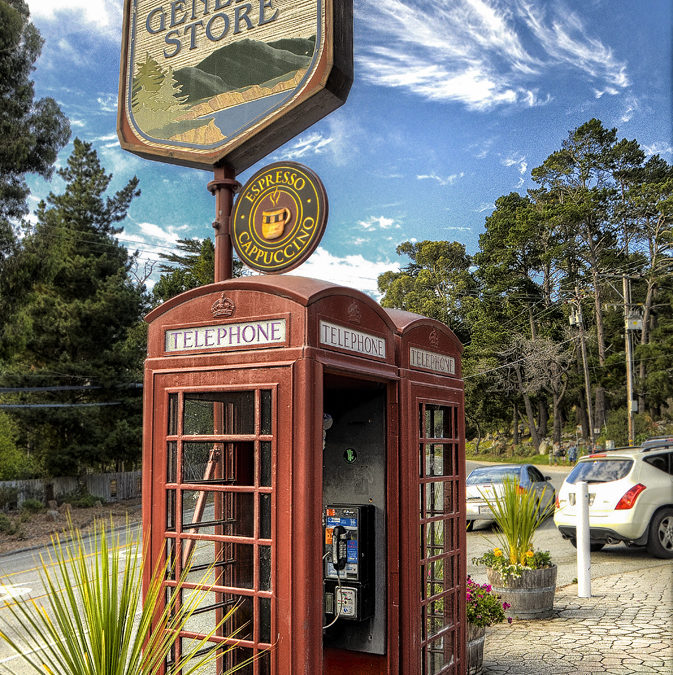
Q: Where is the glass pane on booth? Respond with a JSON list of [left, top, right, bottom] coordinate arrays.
[[418, 402, 460, 674], [183, 392, 255, 435], [156, 385, 274, 674]]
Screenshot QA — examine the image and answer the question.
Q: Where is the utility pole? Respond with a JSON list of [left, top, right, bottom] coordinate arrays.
[[623, 275, 639, 446], [573, 286, 595, 451]]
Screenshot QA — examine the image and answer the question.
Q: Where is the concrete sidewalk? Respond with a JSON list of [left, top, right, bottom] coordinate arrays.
[[481, 561, 673, 674]]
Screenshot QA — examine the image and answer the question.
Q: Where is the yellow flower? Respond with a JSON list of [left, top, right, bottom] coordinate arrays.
[[526, 550, 534, 558], [493, 548, 503, 557]]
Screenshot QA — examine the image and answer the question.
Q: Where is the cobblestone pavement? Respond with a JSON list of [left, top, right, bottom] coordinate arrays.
[[482, 561, 673, 674]]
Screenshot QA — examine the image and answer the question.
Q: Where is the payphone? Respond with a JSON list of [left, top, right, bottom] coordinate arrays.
[[323, 504, 375, 622]]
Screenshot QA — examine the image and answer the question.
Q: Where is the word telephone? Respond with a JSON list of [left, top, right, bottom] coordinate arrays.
[[323, 504, 375, 622]]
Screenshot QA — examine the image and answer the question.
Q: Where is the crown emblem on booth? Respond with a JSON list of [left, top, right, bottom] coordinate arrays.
[[347, 301, 361, 324], [211, 293, 235, 318], [429, 328, 440, 349]]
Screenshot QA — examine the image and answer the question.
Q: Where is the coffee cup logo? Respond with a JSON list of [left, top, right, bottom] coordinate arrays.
[[261, 206, 292, 240], [232, 162, 328, 274]]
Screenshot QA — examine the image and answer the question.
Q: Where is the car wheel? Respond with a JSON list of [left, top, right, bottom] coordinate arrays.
[[466, 520, 474, 532], [646, 508, 673, 559], [569, 538, 605, 552]]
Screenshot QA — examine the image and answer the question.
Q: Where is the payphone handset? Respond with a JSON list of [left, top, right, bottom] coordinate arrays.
[[323, 504, 375, 622]]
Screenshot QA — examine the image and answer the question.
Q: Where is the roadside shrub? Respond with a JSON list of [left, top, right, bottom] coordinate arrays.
[[0, 513, 19, 535], [20, 498, 44, 514], [0, 487, 18, 512], [62, 492, 99, 508]]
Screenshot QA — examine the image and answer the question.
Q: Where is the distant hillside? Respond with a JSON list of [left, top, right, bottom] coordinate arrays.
[[174, 38, 313, 103], [173, 67, 234, 103], [267, 36, 316, 56]]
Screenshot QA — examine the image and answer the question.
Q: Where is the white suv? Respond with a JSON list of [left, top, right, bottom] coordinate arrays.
[[554, 442, 673, 558]]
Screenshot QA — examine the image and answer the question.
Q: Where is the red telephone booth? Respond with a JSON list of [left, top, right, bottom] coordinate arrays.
[[142, 275, 465, 674]]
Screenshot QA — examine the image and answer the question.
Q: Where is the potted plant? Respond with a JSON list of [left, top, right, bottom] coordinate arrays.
[[465, 576, 511, 674], [473, 476, 556, 619]]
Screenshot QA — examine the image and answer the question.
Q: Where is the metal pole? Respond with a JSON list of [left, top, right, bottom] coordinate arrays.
[[575, 286, 595, 450], [208, 165, 240, 282], [623, 275, 635, 446], [576, 481, 591, 597]]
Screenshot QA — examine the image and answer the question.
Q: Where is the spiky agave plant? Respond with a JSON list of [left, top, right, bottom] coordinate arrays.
[[0, 518, 247, 674], [481, 476, 554, 566]]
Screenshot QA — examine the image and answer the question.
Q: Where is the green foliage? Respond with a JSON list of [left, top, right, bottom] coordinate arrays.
[[0, 520, 251, 674], [62, 492, 99, 508], [0, 140, 147, 476], [152, 237, 244, 304], [601, 410, 657, 447], [378, 240, 475, 342], [0, 487, 18, 511], [19, 498, 44, 513], [0, 512, 19, 534], [0, 0, 70, 258], [379, 118, 673, 448]]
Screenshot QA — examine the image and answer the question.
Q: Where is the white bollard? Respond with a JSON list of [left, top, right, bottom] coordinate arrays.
[[576, 480, 591, 597]]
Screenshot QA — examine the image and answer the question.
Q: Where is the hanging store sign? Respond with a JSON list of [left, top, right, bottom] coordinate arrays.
[[117, 0, 352, 171], [231, 161, 327, 273]]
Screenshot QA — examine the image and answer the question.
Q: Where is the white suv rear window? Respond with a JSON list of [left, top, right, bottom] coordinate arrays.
[[567, 459, 633, 484]]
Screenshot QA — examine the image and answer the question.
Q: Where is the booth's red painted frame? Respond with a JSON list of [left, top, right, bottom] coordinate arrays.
[[143, 276, 465, 674]]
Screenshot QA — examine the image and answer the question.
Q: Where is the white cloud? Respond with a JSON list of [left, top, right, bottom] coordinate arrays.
[[356, 0, 628, 110], [293, 247, 400, 299], [641, 142, 673, 158], [273, 132, 333, 162], [517, 1, 629, 90], [475, 202, 494, 213], [501, 153, 527, 176], [417, 172, 465, 186], [357, 215, 400, 231], [27, 0, 123, 37]]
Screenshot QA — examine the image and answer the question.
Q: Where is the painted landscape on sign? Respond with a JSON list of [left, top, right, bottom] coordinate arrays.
[[131, 36, 316, 146]]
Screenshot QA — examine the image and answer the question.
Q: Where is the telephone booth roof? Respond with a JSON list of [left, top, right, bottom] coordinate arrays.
[[146, 274, 394, 326]]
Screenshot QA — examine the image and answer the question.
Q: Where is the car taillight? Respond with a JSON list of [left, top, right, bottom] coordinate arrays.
[[516, 485, 526, 495], [615, 483, 646, 510], [555, 496, 560, 509], [589, 453, 606, 458]]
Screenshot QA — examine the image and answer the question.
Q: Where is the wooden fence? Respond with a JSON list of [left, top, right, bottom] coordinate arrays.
[[0, 471, 142, 509]]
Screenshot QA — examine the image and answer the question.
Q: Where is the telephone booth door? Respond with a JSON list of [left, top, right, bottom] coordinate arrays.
[[144, 366, 295, 675], [388, 310, 466, 675]]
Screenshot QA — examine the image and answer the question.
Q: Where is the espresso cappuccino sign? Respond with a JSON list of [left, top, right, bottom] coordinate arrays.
[[232, 162, 327, 273], [117, 0, 352, 171]]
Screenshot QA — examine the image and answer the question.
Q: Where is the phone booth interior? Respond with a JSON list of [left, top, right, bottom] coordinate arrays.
[[142, 275, 465, 674]]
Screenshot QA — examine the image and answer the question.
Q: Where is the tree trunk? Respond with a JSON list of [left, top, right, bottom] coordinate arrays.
[[553, 392, 562, 445], [638, 280, 656, 412], [576, 395, 589, 440], [537, 398, 549, 438], [516, 367, 541, 450], [513, 402, 519, 445], [594, 386, 607, 433]]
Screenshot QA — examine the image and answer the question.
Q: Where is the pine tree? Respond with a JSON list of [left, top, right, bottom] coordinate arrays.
[[0, 0, 70, 258], [0, 140, 147, 476]]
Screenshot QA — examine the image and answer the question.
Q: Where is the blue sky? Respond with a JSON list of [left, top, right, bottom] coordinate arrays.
[[25, 0, 672, 297]]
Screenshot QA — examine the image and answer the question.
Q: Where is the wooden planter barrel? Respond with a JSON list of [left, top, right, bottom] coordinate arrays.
[[466, 623, 486, 675], [486, 565, 557, 620]]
